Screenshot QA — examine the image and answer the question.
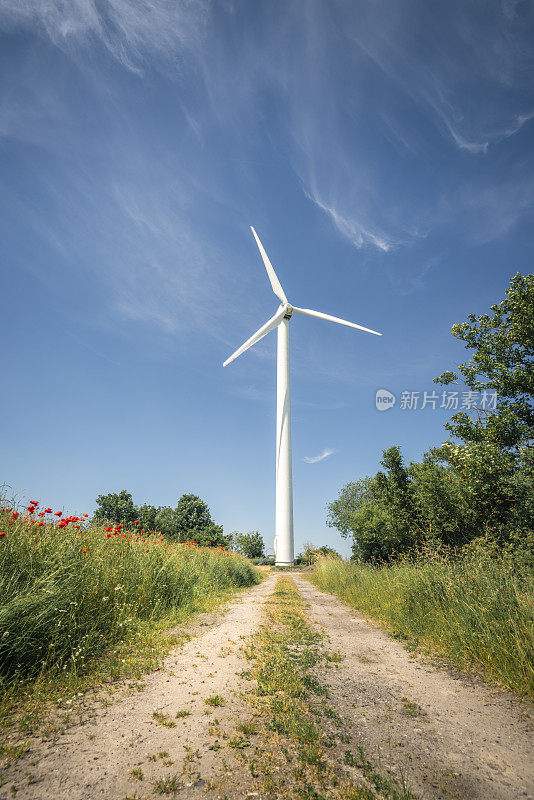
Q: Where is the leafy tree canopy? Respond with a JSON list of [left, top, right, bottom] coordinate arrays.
[[94, 490, 138, 526], [327, 273, 534, 562], [174, 494, 214, 535], [232, 530, 265, 559], [93, 490, 229, 547], [434, 273, 533, 450]]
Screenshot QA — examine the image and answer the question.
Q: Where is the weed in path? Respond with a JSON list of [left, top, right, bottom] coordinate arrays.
[[204, 694, 225, 707], [152, 711, 175, 728], [401, 697, 426, 718], [152, 773, 181, 794]]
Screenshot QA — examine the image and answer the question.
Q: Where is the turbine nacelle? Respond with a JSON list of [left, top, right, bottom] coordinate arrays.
[[283, 303, 293, 318], [222, 227, 381, 368]]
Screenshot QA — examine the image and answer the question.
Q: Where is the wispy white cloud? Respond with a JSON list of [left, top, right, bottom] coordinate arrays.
[[303, 448, 337, 464], [0, 0, 208, 71], [2, 0, 532, 334]]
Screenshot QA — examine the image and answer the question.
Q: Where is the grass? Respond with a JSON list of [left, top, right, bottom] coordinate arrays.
[[239, 578, 416, 800], [153, 773, 182, 794], [129, 767, 143, 780], [0, 498, 260, 731], [310, 551, 534, 697], [152, 711, 176, 728], [204, 694, 225, 707]]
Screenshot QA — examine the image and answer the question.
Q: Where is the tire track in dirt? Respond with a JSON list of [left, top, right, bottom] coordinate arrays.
[[293, 575, 534, 800], [1, 575, 277, 800]]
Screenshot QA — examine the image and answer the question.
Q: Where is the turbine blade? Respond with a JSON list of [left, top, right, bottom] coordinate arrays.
[[223, 306, 287, 367], [291, 306, 382, 336], [250, 227, 288, 304]]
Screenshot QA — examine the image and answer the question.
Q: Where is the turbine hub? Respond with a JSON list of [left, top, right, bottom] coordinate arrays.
[[283, 303, 293, 319]]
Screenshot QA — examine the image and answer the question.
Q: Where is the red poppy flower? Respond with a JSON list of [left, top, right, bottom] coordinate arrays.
[[11, 512, 19, 520], [44, 508, 52, 513], [54, 511, 62, 517], [133, 520, 139, 525], [37, 521, 44, 527], [106, 533, 112, 538], [0, 532, 5, 537], [105, 526, 112, 532]]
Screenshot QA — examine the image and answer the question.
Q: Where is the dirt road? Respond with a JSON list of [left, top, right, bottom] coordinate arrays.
[[1, 573, 532, 800], [294, 575, 533, 800]]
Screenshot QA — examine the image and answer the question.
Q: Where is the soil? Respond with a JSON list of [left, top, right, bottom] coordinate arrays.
[[293, 575, 534, 800], [1, 572, 532, 800]]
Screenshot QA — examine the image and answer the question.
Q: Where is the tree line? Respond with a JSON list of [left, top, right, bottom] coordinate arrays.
[[93, 490, 265, 558], [327, 273, 534, 562]]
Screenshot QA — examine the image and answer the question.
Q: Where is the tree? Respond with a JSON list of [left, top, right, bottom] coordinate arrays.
[[93, 490, 138, 526], [174, 494, 213, 537], [233, 531, 264, 559], [301, 541, 317, 566], [434, 273, 533, 451], [138, 503, 158, 532], [154, 506, 178, 539], [315, 545, 341, 559], [326, 477, 375, 538], [172, 494, 230, 547]]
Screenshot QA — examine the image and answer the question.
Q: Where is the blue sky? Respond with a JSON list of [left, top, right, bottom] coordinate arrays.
[[1, 1, 533, 557]]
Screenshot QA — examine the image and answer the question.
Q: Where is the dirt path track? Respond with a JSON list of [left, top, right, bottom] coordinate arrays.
[[294, 575, 533, 800], [1, 573, 532, 800], [0, 575, 277, 800]]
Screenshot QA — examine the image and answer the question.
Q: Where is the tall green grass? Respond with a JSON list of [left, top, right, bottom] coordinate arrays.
[[0, 505, 259, 690], [311, 551, 534, 697]]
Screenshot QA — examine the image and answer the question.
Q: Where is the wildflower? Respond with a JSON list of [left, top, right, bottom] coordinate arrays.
[[105, 526, 112, 532], [106, 534, 112, 538], [44, 508, 52, 513], [133, 520, 139, 525], [11, 512, 19, 520], [54, 511, 62, 517], [38, 512, 45, 517], [37, 521, 44, 527], [0, 532, 5, 538]]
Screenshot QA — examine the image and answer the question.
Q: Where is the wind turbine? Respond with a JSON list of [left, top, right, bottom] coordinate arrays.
[[223, 227, 382, 566]]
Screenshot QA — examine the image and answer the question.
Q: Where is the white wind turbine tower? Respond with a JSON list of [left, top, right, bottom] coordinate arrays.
[[223, 228, 382, 566]]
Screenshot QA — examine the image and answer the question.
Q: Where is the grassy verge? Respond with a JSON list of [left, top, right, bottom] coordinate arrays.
[[233, 578, 416, 800], [310, 553, 534, 697], [0, 504, 260, 734]]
